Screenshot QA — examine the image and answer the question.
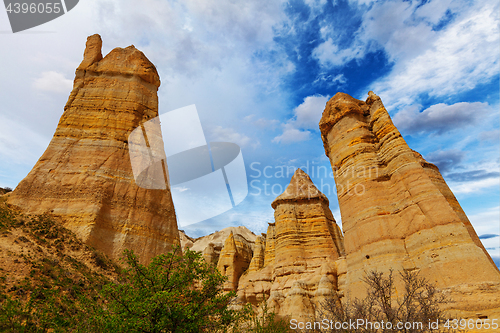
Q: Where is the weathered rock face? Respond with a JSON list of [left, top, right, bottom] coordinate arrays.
[[238, 169, 344, 320], [247, 235, 266, 273], [186, 226, 257, 265], [8, 34, 179, 264], [319, 91, 500, 317], [178, 230, 195, 251], [217, 231, 254, 291]]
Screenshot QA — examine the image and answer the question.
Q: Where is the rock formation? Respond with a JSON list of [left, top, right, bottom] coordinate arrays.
[[319, 91, 500, 318], [184, 226, 257, 265], [8, 34, 179, 263], [247, 235, 265, 273], [178, 230, 195, 251], [238, 169, 344, 320]]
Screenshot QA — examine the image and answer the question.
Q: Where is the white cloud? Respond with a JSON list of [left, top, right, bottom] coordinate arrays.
[[480, 130, 500, 142], [371, 0, 500, 108], [313, 0, 437, 68], [360, 0, 436, 62], [313, 73, 346, 87], [172, 186, 190, 193], [313, 0, 499, 111], [449, 177, 500, 195], [313, 37, 365, 68], [92, 0, 286, 77], [468, 205, 500, 264], [244, 115, 280, 129], [468, 206, 500, 259], [33, 71, 73, 94], [0, 114, 49, 165], [272, 125, 312, 144], [294, 95, 330, 129], [393, 102, 492, 135], [273, 95, 329, 144], [209, 126, 252, 148], [425, 149, 465, 173]]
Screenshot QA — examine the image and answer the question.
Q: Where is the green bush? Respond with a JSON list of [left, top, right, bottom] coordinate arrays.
[[79, 247, 240, 333]]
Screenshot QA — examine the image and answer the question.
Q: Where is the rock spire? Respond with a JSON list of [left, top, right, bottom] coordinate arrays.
[[319, 91, 500, 318], [8, 34, 179, 263]]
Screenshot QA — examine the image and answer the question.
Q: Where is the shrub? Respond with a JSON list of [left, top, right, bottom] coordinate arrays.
[[320, 270, 449, 333], [80, 246, 240, 333], [232, 298, 293, 333]]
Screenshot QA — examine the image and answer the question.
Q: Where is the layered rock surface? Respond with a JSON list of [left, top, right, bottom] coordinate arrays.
[[238, 169, 344, 319], [319, 91, 500, 317], [8, 34, 179, 263], [178, 226, 257, 278], [217, 231, 254, 291]]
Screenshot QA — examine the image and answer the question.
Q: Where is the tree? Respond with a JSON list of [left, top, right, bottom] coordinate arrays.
[[320, 270, 449, 333], [81, 247, 240, 333]]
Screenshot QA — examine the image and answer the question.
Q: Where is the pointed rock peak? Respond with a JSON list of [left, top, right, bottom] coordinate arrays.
[[76, 34, 160, 87], [224, 231, 236, 248], [77, 34, 103, 70], [365, 90, 381, 107], [319, 92, 369, 135], [271, 168, 328, 208]]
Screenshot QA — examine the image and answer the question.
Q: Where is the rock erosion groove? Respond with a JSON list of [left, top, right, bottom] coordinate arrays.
[[8, 34, 179, 264]]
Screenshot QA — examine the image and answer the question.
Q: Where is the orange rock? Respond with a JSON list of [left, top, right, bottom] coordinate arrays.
[[217, 231, 254, 291], [319, 91, 500, 318], [8, 34, 179, 264], [238, 169, 344, 320], [248, 235, 265, 273]]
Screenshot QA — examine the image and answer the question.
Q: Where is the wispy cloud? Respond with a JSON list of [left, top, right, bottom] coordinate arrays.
[[208, 126, 254, 149], [425, 149, 465, 173], [33, 71, 73, 94], [371, 0, 500, 108], [393, 102, 492, 135], [273, 95, 329, 144]]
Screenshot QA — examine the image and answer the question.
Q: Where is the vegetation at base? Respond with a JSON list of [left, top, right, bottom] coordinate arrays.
[[1, 201, 452, 333], [319, 269, 451, 333], [231, 297, 293, 333], [82, 247, 241, 333], [0, 203, 289, 332], [0, 202, 116, 332]]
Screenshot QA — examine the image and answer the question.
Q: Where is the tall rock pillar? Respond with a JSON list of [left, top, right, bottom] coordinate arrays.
[[237, 169, 344, 320], [8, 35, 180, 263], [319, 91, 500, 317]]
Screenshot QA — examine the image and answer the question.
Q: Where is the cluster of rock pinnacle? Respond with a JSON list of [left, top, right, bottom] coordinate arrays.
[[5, 35, 500, 321]]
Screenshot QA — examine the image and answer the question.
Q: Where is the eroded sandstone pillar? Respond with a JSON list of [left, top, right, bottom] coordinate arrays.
[[319, 91, 500, 317], [238, 168, 344, 320], [8, 34, 179, 263], [217, 231, 253, 291]]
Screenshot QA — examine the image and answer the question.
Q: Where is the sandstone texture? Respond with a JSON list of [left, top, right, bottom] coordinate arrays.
[[319, 91, 500, 318], [179, 226, 257, 271], [237, 169, 344, 320], [217, 231, 254, 291], [178, 230, 195, 251], [8, 34, 179, 264]]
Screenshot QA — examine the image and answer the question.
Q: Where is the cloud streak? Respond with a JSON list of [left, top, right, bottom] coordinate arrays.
[[393, 102, 492, 135], [273, 95, 329, 144]]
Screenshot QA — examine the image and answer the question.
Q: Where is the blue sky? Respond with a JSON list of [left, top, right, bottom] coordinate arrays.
[[0, 0, 498, 264]]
